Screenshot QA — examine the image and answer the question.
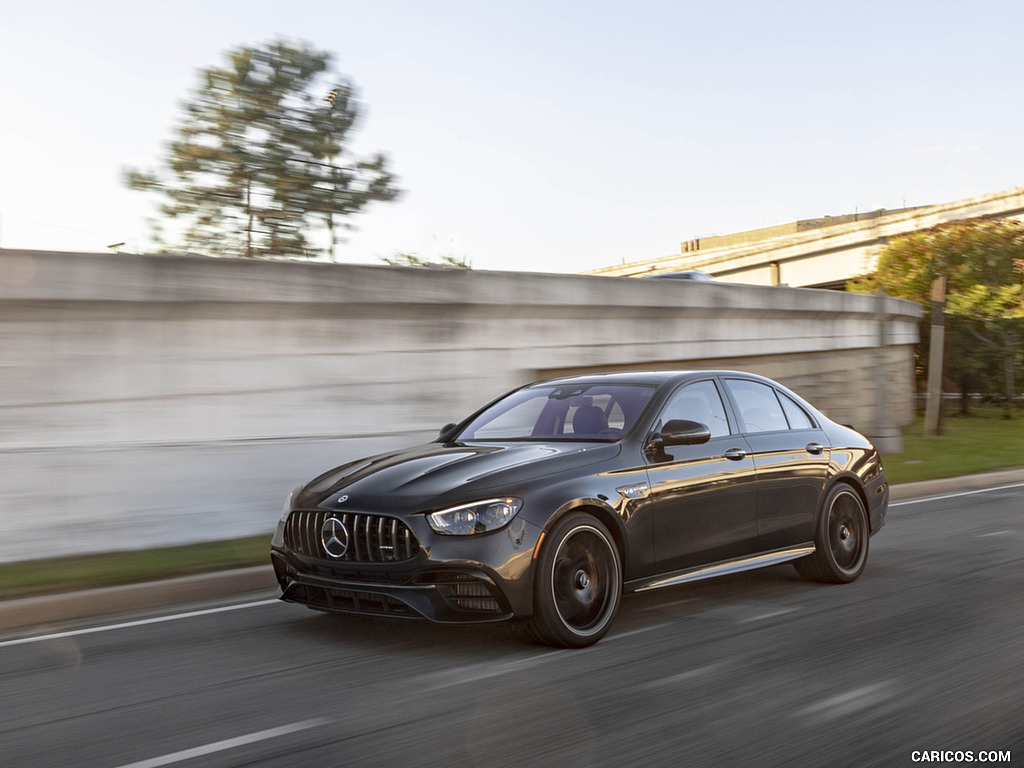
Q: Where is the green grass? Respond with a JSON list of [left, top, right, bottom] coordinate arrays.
[[2, 408, 1021, 599], [0, 534, 271, 600], [882, 407, 1024, 484]]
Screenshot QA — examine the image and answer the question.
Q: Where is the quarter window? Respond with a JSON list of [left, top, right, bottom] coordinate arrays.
[[779, 391, 815, 430]]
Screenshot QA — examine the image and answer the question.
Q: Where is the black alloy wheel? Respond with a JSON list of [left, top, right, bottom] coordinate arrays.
[[529, 513, 622, 648], [795, 484, 869, 583]]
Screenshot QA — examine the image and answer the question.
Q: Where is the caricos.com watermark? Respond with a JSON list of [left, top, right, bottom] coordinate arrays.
[[911, 751, 1011, 763]]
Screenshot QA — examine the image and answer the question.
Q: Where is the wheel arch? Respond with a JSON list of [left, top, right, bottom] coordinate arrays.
[[825, 474, 872, 531], [528, 501, 625, 647], [795, 475, 871, 584], [541, 499, 628, 574]]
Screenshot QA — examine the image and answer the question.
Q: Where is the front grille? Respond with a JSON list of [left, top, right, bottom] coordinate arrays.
[[285, 510, 420, 563]]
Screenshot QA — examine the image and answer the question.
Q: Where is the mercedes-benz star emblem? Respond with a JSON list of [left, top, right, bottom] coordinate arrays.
[[320, 517, 350, 559]]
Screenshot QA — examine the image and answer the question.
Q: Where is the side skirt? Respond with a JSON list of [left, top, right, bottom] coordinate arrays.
[[626, 544, 815, 593]]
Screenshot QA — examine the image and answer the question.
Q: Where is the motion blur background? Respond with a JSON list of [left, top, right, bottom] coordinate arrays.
[[0, 249, 921, 561]]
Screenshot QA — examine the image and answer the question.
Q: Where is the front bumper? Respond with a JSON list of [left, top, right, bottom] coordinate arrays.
[[270, 514, 541, 623]]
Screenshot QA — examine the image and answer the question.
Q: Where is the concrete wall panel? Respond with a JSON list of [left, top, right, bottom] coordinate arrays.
[[0, 249, 922, 562]]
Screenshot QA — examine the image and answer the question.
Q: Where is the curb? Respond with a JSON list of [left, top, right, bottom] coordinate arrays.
[[888, 466, 1024, 501], [0, 566, 277, 633], [2, 468, 1022, 634]]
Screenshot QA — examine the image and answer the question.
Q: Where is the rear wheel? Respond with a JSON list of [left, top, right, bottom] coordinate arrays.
[[529, 513, 622, 648], [795, 484, 869, 583]]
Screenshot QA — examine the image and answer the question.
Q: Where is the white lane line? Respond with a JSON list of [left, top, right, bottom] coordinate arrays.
[[796, 681, 897, 723], [0, 599, 281, 649], [890, 482, 1024, 508], [421, 650, 566, 689], [739, 606, 797, 623], [637, 661, 728, 689], [419, 623, 672, 690], [606, 622, 672, 642], [111, 718, 332, 768], [638, 597, 697, 612]]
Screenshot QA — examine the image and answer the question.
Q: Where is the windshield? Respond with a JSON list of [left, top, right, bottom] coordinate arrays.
[[458, 383, 657, 441]]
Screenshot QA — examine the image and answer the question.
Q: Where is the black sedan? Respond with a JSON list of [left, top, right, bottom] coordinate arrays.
[[271, 371, 888, 647]]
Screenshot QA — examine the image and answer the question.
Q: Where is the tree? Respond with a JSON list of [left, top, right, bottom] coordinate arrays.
[[850, 218, 1024, 417], [381, 252, 472, 269], [126, 40, 399, 259]]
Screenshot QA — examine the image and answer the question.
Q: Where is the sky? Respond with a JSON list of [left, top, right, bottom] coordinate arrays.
[[2, 0, 1022, 274]]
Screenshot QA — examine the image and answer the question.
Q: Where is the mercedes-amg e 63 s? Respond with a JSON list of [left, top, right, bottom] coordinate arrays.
[[271, 371, 888, 647]]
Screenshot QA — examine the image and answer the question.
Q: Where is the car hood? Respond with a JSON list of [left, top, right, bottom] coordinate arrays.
[[297, 440, 620, 511]]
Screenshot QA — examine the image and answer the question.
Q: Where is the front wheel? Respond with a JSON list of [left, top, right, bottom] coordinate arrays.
[[528, 513, 622, 648], [794, 484, 869, 583]]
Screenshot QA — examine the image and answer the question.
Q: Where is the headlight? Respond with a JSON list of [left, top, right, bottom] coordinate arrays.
[[280, 486, 302, 522], [427, 497, 523, 535]]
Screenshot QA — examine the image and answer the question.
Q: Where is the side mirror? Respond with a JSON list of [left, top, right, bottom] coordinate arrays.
[[439, 423, 459, 440], [660, 419, 712, 446]]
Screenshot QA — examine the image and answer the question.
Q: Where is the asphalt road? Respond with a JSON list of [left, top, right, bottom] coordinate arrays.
[[2, 484, 1022, 768]]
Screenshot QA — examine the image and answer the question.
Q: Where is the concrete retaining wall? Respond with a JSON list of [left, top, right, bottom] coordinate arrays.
[[0, 249, 922, 562]]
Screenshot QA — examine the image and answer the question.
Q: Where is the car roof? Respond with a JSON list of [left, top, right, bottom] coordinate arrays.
[[529, 370, 768, 389], [524, 371, 822, 422]]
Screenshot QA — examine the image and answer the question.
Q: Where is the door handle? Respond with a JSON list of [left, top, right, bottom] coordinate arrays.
[[805, 442, 824, 455], [724, 448, 747, 461]]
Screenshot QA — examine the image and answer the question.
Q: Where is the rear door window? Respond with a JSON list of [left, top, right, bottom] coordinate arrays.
[[724, 379, 789, 433]]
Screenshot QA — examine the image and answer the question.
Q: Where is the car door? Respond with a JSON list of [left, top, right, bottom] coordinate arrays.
[[721, 378, 831, 551], [645, 379, 759, 573]]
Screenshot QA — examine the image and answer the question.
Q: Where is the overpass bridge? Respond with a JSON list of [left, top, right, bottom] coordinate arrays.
[[586, 185, 1024, 288]]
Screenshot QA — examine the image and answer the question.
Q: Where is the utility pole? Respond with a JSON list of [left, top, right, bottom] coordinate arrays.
[[925, 276, 947, 436], [326, 88, 339, 262]]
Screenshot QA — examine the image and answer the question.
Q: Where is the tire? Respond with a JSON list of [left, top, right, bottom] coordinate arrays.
[[528, 513, 622, 648], [794, 483, 869, 584]]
